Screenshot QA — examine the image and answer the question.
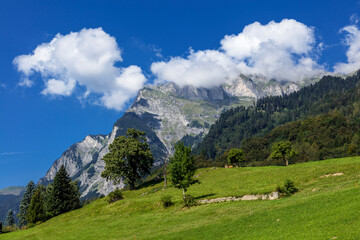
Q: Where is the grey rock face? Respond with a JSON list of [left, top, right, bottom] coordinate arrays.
[[38, 75, 305, 198]]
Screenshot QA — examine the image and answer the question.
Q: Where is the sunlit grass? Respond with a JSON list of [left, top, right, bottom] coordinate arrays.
[[2, 157, 360, 239]]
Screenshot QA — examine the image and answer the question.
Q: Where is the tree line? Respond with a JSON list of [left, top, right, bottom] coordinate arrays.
[[2, 166, 80, 231], [194, 71, 360, 166]]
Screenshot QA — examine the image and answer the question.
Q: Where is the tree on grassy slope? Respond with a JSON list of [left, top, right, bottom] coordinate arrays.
[[26, 186, 46, 224], [271, 141, 296, 166], [46, 165, 80, 217], [18, 180, 36, 228], [4, 210, 15, 227], [227, 148, 245, 167], [101, 128, 154, 190], [169, 142, 199, 200]]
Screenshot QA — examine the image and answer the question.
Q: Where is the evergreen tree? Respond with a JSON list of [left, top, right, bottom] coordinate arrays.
[[4, 210, 15, 227], [47, 165, 80, 217], [18, 180, 36, 228], [169, 142, 199, 200], [101, 128, 154, 190], [26, 186, 46, 224]]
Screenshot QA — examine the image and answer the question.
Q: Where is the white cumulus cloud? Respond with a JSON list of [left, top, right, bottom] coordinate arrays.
[[151, 49, 239, 88], [334, 25, 360, 74], [151, 19, 323, 88], [13, 28, 147, 110], [221, 19, 323, 81]]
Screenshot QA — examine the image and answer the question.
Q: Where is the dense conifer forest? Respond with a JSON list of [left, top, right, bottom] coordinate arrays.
[[194, 71, 360, 166]]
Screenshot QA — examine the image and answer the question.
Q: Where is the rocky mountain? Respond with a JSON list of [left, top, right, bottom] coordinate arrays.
[[38, 75, 308, 199]]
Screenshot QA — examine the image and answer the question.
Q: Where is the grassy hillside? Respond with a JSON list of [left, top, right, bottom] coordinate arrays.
[[2, 157, 360, 239]]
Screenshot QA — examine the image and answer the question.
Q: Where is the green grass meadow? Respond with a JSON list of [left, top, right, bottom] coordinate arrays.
[[2, 157, 360, 239]]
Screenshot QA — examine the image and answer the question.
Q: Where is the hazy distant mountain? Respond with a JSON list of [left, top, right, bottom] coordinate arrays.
[[0, 186, 25, 223]]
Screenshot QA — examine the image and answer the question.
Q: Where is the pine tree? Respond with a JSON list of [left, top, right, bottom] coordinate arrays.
[[26, 186, 46, 224], [4, 210, 15, 227], [18, 180, 36, 228], [46, 165, 80, 217]]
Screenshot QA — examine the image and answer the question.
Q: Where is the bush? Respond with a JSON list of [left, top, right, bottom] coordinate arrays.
[[3, 225, 17, 233], [183, 194, 197, 207], [107, 189, 123, 204], [160, 195, 173, 208], [277, 179, 298, 197]]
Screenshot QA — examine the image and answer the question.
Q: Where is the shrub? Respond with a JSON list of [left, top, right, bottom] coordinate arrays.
[[107, 189, 123, 204], [160, 195, 173, 208], [277, 179, 298, 197], [3, 225, 17, 233], [183, 194, 197, 207]]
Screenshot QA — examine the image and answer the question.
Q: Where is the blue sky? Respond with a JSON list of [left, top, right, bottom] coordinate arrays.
[[1, 0, 360, 189]]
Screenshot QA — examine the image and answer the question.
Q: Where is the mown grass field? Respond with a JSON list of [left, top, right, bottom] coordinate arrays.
[[2, 157, 360, 239]]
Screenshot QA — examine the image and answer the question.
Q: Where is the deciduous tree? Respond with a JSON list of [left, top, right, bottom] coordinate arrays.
[[227, 148, 245, 167], [169, 142, 199, 200], [101, 128, 154, 190], [271, 141, 296, 166]]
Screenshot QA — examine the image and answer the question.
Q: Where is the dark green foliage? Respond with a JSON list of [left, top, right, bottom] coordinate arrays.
[[160, 195, 173, 208], [270, 141, 296, 166], [26, 186, 46, 224], [182, 194, 197, 207], [107, 189, 123, 204], [102, 128, 154, 190], [241, 111, 360, 166], [277, 179, 298, 197], [195, 71, 360, 161], [227, 148, 245, 166], [113, 112, 167, 163], [46, 165, 80, 217], [18, 180, 36, 228], [4, 209, 15, 227], [169, 142, 199, 199]]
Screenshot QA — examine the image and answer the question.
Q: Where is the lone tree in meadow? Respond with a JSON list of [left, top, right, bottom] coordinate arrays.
[[227, 148, 245, 167], [46, 165, 80, 217], [101, 128, 154, 190], [271, 141, 296, 166], [169, 142, 199, 200], [18, 180, 36, 228], [4, 210, 15, 228]]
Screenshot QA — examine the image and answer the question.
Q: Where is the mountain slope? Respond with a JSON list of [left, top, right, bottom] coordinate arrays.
[[38, 75, 302, 198], [3, 157, 360, 239], [0, 186, 25, 223], [195, 71, 360, 160]]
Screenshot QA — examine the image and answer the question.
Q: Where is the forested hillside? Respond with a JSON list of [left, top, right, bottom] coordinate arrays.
[[194, 71, 360, 165]]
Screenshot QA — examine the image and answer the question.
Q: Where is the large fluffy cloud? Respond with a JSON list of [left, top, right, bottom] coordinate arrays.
[[334, 25, 360, 74], [151, 19, 323, 87], [151, 49, 239, 88], [221, 19, 323, 81], [13, 28, 146, 110]]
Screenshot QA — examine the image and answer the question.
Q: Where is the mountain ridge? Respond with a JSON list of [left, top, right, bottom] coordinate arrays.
[[37, 74, 312, 198]]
